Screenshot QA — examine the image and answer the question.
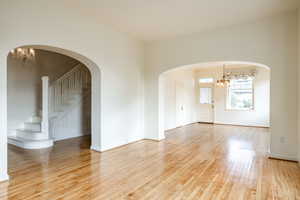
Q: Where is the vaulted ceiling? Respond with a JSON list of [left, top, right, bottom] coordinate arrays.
[[75, 0, 299, 41]]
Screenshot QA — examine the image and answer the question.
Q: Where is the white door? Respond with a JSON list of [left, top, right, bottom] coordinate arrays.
[[176, 82, 186, 127], [198, 84, 214, 123]]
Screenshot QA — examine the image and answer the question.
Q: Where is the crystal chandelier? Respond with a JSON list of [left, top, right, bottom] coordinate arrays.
[[216, 64, 230, 87], [10, 48, 35, 62]]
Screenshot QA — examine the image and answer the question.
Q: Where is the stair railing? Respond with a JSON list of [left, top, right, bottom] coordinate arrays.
[[49, 64, 91, 115]]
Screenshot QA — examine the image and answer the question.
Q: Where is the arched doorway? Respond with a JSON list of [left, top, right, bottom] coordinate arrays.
[[17, 45, 102, 152], [6, 44, 102, 157], [158, 61, 271, 140]]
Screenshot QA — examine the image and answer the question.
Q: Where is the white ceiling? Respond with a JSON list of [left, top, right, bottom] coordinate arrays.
[[76, 0, 299, 41]]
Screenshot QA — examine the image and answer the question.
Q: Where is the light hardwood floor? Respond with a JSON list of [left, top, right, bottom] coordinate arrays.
[[1, 124, 300, 199]]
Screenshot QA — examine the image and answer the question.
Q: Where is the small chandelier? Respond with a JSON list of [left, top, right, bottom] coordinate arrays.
[[216, 64, 230, 87], [10, 48, 35, 62]]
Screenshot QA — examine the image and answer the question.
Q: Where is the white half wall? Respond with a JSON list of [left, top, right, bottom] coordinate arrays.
[[51, 96, 91, 141], [0, 1, 145, 181], [145, 11, 298, 161]]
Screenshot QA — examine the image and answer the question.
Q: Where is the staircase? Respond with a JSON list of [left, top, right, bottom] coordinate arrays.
[[8, 116, 54, 149], [49, 64, 91, 140], [8, 62, 91, 149]]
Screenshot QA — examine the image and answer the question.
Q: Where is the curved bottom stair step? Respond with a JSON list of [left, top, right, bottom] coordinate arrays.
[[8, 136, 54, 149], [16, 129, 49, 140]]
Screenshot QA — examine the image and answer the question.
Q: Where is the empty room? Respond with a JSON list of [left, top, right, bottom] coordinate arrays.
[[0, 0, 300, 199]]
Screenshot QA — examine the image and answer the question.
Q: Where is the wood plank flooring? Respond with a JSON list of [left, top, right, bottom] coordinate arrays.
[[1, 124, 300, 199]]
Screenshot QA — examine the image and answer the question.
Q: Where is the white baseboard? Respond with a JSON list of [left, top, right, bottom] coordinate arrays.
[[213, 121, 269, 128], [0, 173, 9, 182], [268, 152, 298, 162], [98, 138, 144, 152], [144, 137, 164, 141], [54, 133, 89, 141], [90, 145, 101, 152]]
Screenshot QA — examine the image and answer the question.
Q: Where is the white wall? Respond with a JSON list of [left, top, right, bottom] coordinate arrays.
[[163, 69, 197, 130], [0, 2, 298, 182], [7, 54, 41, 135], [37, 50, 79, 83], [0, 1, 144, 181], [145, 11, 298, 161], [195, 66, 270, 127]]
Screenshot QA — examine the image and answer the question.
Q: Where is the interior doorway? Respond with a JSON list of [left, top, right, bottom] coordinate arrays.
[[6, 45, 102, 179], [160, 61, 270, 134], [7, 47, 93, 172], [7, 48, 92, 147]]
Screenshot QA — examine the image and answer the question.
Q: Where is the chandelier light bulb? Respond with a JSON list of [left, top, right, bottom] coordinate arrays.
[[11, 47, 35, 63], [29, 48, 35, 56]]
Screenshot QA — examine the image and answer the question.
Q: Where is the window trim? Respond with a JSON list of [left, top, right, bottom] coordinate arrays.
[[225, 78, 255, 111]]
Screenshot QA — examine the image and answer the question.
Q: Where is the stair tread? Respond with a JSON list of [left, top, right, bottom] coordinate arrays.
[[8, 136, 53, 142], [16, 129, 42, 134], [24, 122, 41, 124]]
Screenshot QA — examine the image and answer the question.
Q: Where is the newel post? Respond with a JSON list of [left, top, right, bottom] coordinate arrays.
[[41, 76, 49, 139]]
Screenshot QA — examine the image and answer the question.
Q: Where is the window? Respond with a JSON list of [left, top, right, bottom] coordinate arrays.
[[200, 88, 212, 104], [199, 78, 214, 83], [227, 78, 254, 110]]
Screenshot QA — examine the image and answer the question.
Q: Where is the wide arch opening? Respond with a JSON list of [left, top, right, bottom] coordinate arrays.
[[6, 45, 102, 175], [158, 61, 271, 141]]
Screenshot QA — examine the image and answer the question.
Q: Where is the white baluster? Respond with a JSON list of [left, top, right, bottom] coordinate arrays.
[[41, 76, 49, 139], [48, 64, 90, 125]]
